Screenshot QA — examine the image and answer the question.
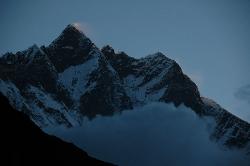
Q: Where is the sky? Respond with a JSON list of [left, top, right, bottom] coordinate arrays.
[[45, 102, 250, 166], [0, 0, 250, 121]]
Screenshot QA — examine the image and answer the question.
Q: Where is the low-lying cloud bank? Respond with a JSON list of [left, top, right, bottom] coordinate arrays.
[[45, 102, 250, 166]]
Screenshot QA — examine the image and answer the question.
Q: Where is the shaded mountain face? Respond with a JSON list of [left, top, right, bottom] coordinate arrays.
[[0, 93, 113, 166], [0, 24, 249, 152], [47, 24, 94, 72], [101, 46, 203, 113]]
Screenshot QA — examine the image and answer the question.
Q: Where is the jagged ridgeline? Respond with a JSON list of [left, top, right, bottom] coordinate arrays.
[[0, 24, 249, 152]]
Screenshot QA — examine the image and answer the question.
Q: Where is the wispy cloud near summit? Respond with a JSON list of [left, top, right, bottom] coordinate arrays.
[[71, 22, 92, 36]]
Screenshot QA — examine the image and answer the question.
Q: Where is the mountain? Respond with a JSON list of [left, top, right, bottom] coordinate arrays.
[[0, 93, 113, 166], [0, 24, 249, 152]]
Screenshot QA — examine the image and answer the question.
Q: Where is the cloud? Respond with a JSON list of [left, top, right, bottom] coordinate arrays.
[[72, 22, 82, 30], [45, 103, 249, 166], [72, 22, 91, 35], [235, 84, 250, 104]]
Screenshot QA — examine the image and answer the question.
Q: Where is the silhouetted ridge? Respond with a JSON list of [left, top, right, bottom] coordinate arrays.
[[0, 93, 114, 166]]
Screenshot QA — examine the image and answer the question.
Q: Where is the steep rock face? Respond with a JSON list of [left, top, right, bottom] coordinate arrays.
[[102, 46, 203, 114], [159, 62, 203, 114], [0, 93, 113, 166], [46, 24, 94, 72], [46, 26, 132, 118], [80, 54, 132, 118], [0, 80, 74, 127], [202, 97, 250, 151], [0, 25, 249, 152], [0, 45, 74, 127], [0, 45, 58, 93]]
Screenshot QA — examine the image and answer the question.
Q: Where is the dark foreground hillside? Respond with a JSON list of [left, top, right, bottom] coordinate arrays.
[[0, 93, 113, 166]]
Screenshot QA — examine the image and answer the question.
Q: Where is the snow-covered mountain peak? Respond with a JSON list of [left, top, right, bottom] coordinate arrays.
[[46, 25, 97, 72], [67, 23, 83, 31], [49, 24, 91, 49], [64, 23, 86, 34], [0, 25, 249, 153]]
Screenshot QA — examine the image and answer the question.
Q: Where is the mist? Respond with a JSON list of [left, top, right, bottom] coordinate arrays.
[[45, 102, 250, 166]]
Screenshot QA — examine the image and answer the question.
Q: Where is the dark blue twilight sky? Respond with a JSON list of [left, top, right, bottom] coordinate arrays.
[[0, 0, 250, 121]]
